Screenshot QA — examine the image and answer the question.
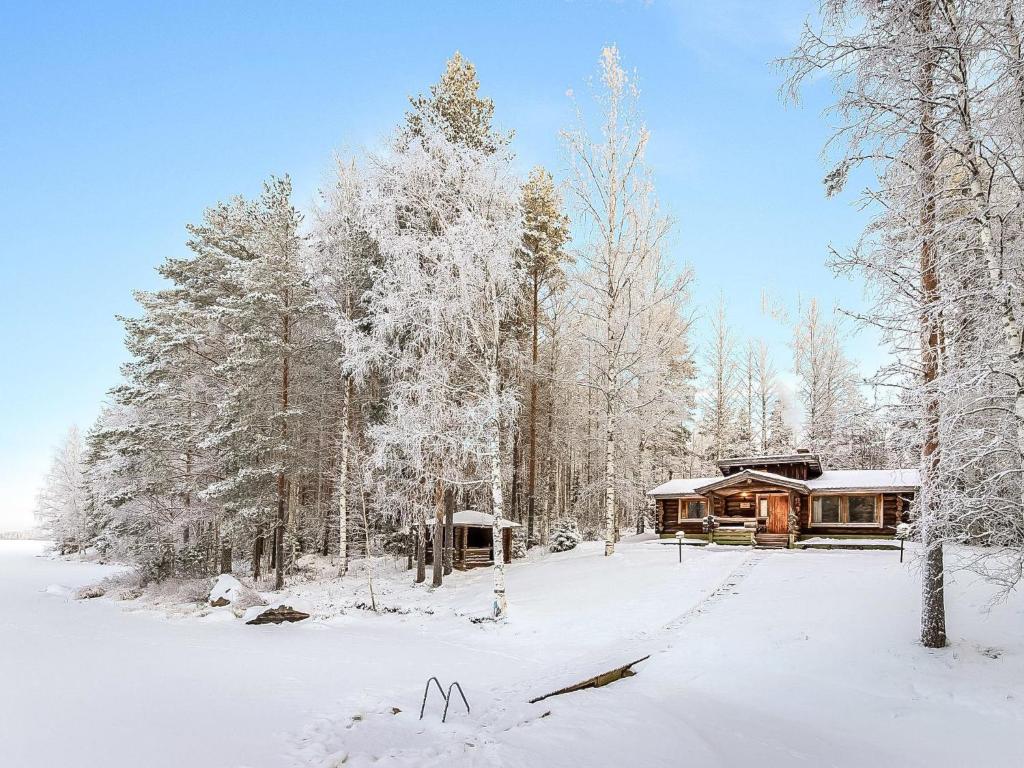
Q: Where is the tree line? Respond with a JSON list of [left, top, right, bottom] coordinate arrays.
[[37, 46, 900, 617]]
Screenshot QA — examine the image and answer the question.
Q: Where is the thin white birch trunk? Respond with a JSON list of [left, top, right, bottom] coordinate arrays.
[[338, 375, 350, 577], [488, 360, 508, 619], [604, 404, 616, 556]]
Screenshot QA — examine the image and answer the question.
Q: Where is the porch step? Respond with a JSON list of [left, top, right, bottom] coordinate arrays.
[[755, 533, 790, 549], [712, 529, 754, 546]]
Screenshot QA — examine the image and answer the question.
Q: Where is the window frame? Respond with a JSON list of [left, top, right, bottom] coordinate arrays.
[[677, 498, 707, 523], [809, 493, 882, 528]]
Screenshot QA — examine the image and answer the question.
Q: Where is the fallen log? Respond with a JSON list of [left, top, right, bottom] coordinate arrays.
[[528, 655, 650, 704], [245, 605, 310, 625]]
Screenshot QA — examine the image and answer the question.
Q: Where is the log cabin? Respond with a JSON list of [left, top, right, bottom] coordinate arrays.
[[648, 450, 918, 548]]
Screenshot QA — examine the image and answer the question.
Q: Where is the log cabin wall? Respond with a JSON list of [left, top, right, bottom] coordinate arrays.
[[656, 498, 707, 536]]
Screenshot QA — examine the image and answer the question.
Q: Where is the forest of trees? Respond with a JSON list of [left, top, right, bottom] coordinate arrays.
[[36, 46, 918, 617]]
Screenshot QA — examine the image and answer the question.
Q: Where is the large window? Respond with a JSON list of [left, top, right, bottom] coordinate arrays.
[[813, 496, 841, 524], [847, 495, 878, 524], [811, 495, 880, 526], [677, 499, 706, 522]]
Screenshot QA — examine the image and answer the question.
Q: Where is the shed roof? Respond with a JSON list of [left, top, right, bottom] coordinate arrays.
[[426, 510, 522, 528]]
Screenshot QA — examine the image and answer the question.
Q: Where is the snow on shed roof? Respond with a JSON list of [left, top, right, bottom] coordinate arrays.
[[805, 469, 920, 492], [427, 510, 522, 528], [647, 477, 720, 497]]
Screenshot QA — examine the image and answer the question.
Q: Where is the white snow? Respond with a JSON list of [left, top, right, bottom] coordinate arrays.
[[800, 536, 902, 548], [806, 468, 921, 491], [209, 573, 246, 605], [3, 538, 1022, 767], [647, 477, 719, 496], [425, 510, 522, 528]]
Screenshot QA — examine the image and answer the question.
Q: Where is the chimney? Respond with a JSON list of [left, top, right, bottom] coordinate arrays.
[[795, 447, 810, 454]]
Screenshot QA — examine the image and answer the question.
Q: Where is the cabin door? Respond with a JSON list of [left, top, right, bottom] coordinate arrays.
[[766, 494, 790, 534]]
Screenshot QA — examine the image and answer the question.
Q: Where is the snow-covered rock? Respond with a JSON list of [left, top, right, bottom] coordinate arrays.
[[208, 574, 264, 609]]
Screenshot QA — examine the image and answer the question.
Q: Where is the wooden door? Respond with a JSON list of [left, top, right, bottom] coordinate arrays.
[[767, 494, 789, 534]]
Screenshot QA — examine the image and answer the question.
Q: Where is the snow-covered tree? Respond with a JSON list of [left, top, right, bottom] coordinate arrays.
[[345, 122, 523, 616], [785, 0, 1024, 646], [698, 298, 740, 463], [562, 45, 694, 556], [35, 426, 90, 555]]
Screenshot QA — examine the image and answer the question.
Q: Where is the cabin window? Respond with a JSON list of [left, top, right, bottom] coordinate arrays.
[[847, 495, 878, 524], [676, 499, 705, 522], [812, 496, 841, 524], [811, 495, 881, 526]]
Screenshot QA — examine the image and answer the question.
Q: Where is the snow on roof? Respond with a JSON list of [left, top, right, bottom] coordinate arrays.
[[717, 452, 821, 469], [647, 477, 719, 497], [426, 510, 522, 528], [805, 469, 920, 492], [648, 468, 920, 496]]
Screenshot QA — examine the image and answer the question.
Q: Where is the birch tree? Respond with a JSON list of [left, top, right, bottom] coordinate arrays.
[[347, 124, 523, 616], [35, 426, 90, 555], [562, 45, 691, 556]]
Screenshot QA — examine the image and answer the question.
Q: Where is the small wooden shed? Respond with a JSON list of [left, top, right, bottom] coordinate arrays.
[[424, 510, 520, 570]]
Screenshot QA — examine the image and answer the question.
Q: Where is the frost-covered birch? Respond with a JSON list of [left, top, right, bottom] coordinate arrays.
[[562, 46, 691, 556], [344, 124, 522, 616]]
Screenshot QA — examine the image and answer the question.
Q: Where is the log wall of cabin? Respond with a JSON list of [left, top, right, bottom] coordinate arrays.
[[655, 498, 707, 536]]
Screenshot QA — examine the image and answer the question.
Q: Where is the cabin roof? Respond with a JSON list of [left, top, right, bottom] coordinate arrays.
[[805, 469, 920, 492], [693, 469, 809, 495], [716, 451, 822, 475], [647, 468, 920, 497], [647, 477, 720, 497], [426, 510, 522, 528]]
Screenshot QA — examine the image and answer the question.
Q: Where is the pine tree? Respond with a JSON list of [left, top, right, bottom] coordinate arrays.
[[519, 166, 570, 546]]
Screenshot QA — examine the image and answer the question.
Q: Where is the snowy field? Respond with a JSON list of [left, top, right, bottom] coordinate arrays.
[[2, 538, 1022, 768]]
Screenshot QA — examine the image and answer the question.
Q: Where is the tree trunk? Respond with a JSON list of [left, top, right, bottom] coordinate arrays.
[[274, 298, 290, 592], [219, 543, 232, 575], [510, 430, 520, 523], [488, 361, 509, 619], [432, 481, 444, 588], [527, 266, 539, 545], [415, 514, 427, 584], [251, 527, 265, 580], [443, 487, 455, 575], [917, 0, 946, 648], [604, 405, 616, 556], [338, 374, 351, 577]]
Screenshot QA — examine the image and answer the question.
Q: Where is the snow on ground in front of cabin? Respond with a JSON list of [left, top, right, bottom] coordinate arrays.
[[799, 536, 902, 547], [2, 539, 1023, 767]]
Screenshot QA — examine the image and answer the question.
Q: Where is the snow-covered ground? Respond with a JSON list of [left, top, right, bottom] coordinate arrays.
[[2, 538, 1022, 767]]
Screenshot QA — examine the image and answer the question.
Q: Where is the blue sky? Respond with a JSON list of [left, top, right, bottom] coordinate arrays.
[[0, 0, 876, 530]]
